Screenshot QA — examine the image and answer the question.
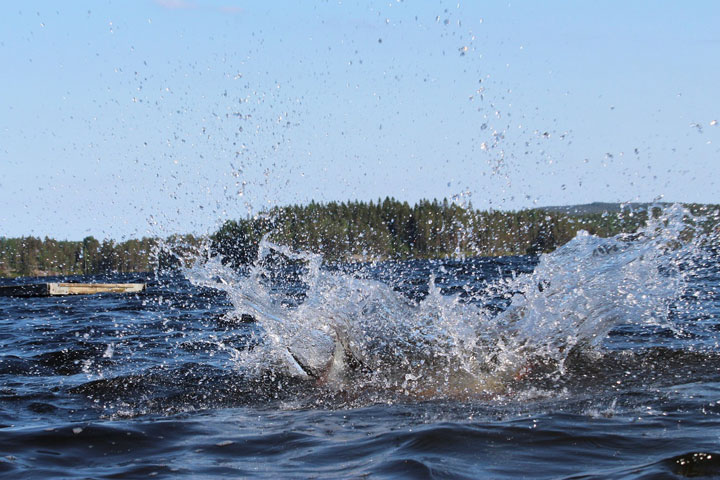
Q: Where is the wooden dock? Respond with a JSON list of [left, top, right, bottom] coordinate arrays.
[[0, 283, 146, 297]]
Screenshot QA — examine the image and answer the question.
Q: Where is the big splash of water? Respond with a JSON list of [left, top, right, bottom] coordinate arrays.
[[186, 205, 705, 402]]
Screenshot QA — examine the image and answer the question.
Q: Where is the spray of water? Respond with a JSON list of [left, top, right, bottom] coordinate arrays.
[[185, 204, 703, 401]]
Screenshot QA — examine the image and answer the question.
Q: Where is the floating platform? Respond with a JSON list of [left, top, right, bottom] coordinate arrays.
[[0, 283, 146, 297]]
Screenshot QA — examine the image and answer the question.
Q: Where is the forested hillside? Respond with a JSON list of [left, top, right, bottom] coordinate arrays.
[[0, 235, 200, 278], [210, 199, 719, 266], [2, 199, 717, 277]]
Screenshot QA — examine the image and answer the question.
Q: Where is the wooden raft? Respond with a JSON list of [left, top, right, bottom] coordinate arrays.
[[0, 283, 146, 297]]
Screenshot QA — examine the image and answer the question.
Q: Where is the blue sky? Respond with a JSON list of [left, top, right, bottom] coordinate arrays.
[[1, 1, 718, 240]]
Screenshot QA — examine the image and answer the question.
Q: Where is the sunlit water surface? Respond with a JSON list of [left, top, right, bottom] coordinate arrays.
[[1, 207, 719, 479]]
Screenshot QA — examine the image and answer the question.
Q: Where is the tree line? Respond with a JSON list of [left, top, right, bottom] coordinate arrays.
[[209, 199, 719, 267], [2, 199, 717, 277], [0, 235, 200, 278]]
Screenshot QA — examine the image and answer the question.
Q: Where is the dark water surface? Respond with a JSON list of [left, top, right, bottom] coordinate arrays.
[[1, 248, 719, 478]]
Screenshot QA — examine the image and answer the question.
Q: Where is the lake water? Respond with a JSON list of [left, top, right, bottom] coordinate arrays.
[[1, 209, 719, 479]]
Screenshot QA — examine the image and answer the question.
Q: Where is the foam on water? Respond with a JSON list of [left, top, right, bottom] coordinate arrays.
[[185, 204, 704, 401]]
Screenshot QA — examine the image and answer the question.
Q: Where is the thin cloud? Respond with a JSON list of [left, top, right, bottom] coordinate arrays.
[[153, 0, 242, 15], [218, 6, 243, 15], [154, 0, 197, 10]]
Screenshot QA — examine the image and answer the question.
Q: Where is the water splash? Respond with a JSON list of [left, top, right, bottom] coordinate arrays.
[[491, 204, 700, 371], [186, 204, 703, 401]]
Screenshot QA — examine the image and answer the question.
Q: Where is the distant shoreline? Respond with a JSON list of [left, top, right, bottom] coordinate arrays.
[[2, 200, 717, 278]]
